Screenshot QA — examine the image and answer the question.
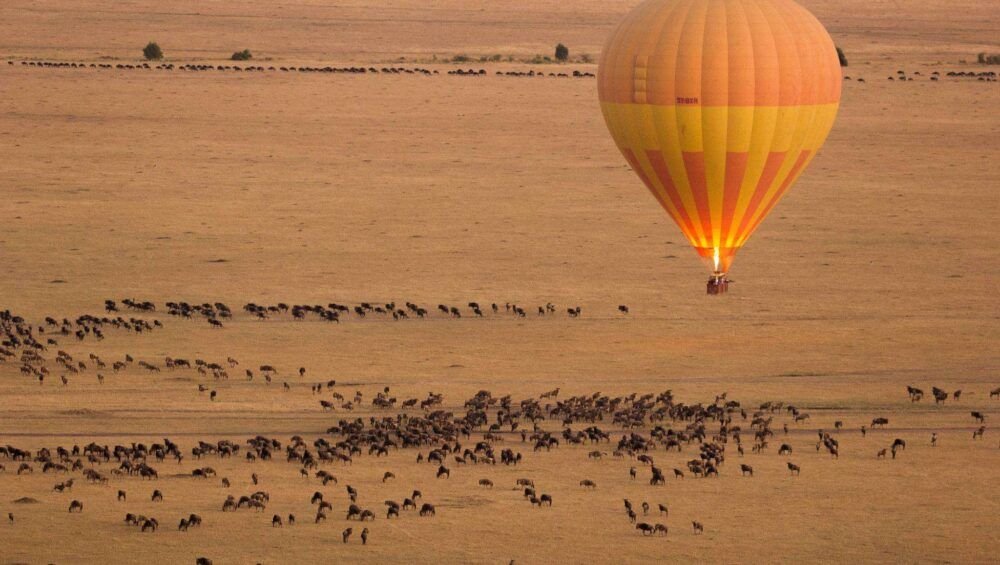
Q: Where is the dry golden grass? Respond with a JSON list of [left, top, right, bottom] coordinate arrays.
[[0, 0, 998, 563]]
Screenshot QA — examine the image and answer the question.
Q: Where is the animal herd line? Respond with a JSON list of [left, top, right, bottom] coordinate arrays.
[[4, 59, 595, 80], [6, 59, 999, 84]]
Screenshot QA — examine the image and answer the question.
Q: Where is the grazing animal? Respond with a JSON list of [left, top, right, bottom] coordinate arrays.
[[419, 503, 436, 516], [692, 521, 704, 534], [479, 478, 494, 488], [740, 464, 753, 477], [636, 522, 654, 535], [68, 500, 83, 513], [361, 527, 369, 545], [118, 490, 126, 502], [342, 527, 352, 543], [787, 462, 801, 476], [579, 479, 597, 489]]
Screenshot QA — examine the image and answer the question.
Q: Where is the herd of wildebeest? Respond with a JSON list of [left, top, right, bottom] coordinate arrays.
[[4, 59, 596, 79], [1, 303, 996, 564], [5, 58, 999, 84]]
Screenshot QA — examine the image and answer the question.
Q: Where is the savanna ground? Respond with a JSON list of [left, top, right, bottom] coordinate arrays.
[[0, 0, 998, 563]]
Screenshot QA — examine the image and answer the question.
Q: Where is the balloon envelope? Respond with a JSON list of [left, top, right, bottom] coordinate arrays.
[[598, 0, 841, 273]]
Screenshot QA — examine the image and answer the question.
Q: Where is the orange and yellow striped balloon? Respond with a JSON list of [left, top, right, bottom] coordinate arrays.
[[598, 0, 841, 273]]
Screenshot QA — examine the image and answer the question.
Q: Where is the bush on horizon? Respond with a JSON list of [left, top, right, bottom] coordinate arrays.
[[555, 43, 569, 62], [143, 42, 163, 61]]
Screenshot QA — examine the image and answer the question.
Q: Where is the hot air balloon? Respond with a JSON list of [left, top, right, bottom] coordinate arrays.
[[597, 0, 841, 293]]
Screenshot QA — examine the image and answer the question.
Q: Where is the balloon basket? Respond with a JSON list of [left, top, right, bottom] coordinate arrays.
[[706, 272, 730, 295]]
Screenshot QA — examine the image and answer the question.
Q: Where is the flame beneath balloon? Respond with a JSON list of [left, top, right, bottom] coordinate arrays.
[[713, 248, 720, 273]]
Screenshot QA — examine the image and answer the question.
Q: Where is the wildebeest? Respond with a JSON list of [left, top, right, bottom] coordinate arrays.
[[740, 464, 753, 477], [579, 479, 597, 489], [68, 500, 83, 513], [692, 521, 704, 534], [419, 503, 435, 516], [787, 462, 801, 476]]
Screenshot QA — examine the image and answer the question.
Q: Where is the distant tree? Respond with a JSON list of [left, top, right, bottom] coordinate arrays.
[[555, 43, 569, 62], [976, 52, 1000, 65], [836, 46, 848, 67], [231, 49, 253, 61], [143, 42, 163, 61]]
